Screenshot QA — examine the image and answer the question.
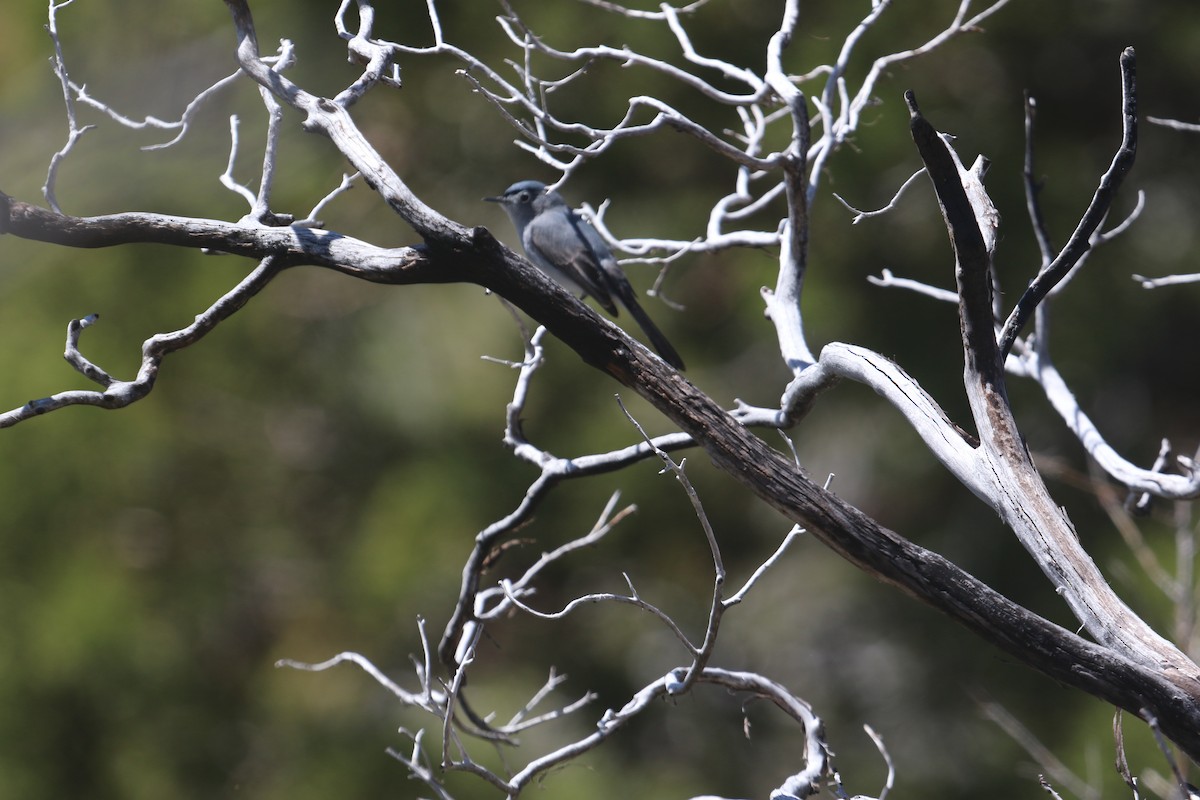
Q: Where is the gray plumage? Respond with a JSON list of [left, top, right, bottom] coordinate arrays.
[[485, 180, 685, 370]]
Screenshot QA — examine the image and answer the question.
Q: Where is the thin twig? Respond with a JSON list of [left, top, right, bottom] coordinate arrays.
[[998, 48, 1138, 356], [833, 168, 926, 224]]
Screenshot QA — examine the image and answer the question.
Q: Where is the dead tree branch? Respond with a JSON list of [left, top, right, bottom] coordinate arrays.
[[4, 2, 1200, 792]]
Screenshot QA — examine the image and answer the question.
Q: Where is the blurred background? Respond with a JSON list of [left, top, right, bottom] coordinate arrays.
[[0, 1, 1198, 797]]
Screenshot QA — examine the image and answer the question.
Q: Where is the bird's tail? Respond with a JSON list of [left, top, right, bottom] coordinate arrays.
[[621, 294, 686, 370]]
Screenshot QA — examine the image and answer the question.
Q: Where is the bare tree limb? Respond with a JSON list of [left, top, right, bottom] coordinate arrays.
[[6, 2, 1200, 786], [1148, 116, 1200, 133], [0, 256, 283, 427], [998, 48, 1138, 356], [906, 86, 1200, 701]]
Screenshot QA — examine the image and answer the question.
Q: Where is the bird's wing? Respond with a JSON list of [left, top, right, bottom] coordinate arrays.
[[525, 208, 618, 314], [528, 206, 685, 369], [570, 211, 686, 366], [542, 209, 685, 369]]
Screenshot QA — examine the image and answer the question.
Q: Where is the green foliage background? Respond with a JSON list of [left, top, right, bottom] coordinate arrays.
[[1, 1, 1198, 798]]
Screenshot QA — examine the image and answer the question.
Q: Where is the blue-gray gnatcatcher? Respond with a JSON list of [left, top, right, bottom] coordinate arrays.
[[485, 180, 685, 370]]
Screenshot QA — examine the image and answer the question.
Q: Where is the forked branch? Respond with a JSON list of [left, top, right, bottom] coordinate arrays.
[[998, 47, 1138, 356]]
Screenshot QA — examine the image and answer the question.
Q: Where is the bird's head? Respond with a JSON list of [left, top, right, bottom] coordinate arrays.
[[484, 180, 564, 227]]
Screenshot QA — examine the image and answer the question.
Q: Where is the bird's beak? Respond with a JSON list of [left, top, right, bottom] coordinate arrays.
[[483, 195, 504, 203]]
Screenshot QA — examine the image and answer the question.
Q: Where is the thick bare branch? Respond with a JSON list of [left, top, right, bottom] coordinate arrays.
[[0, 194, 428, 282], [906, 87, 1200, 704]]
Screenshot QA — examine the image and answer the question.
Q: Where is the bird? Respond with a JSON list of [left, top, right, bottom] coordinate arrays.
[[485, 180, 685, 370]]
